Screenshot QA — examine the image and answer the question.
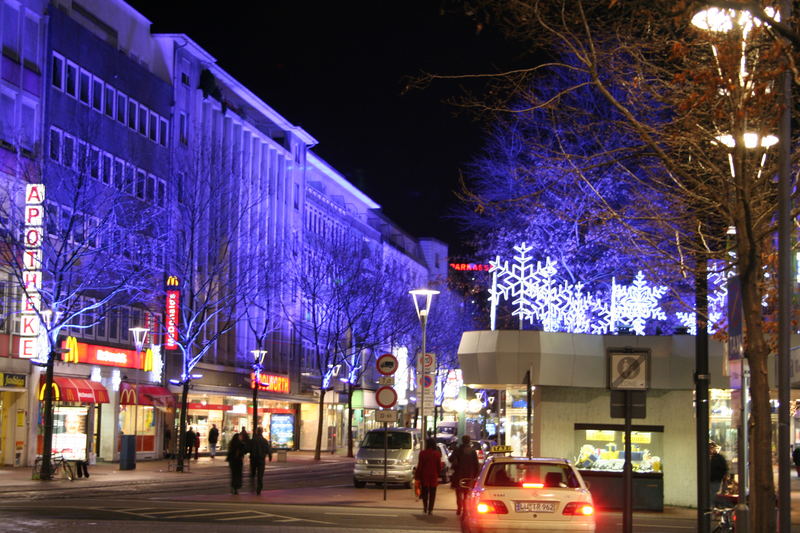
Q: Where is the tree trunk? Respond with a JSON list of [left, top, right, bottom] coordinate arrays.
[[176, 380, 190, 472], [347, 385, 355, 458], [738, 237, 776, 532], [314, 387, 326, 461]]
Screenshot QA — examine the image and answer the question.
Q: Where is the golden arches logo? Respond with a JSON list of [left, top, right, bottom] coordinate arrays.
[[166, 276, 179, 287], [143, 348, 153, 372], [63, 336, 80, 364], [38, 382, 60, 401], [119, 387, 137, 405]]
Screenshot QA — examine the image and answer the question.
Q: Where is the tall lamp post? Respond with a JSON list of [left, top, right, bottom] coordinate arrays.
[[409, 288, 438, 441], [129, 326, 149, 464], [251, 349, 268, 435]]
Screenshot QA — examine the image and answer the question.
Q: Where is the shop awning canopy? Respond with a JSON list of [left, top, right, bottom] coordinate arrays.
[[120, 382, 176, 407], [39, 376, 110, 403]]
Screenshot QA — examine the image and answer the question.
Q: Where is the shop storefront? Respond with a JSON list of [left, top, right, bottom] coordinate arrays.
[[456, 329, 786, 508], [119, 382, 174, 457], [0, 371, 29, 466]]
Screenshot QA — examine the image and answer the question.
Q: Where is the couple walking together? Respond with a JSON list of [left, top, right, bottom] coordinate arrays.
[[226, 426, 272, 494], [414, 434, 480, 516]]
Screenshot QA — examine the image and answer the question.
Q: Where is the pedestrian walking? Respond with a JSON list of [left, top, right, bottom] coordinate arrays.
[[709, 441, 728, 505], [250, 427, 272, 494], [193, 430, 201, 460], [792, 445, 800, 477], [415, 437, 443, 515], [208, 424, 219, 459], [239, 426, 252, 475], [450, 435, 480, 515], [184, 426, 196, 461], [225, 433, 245, 494]]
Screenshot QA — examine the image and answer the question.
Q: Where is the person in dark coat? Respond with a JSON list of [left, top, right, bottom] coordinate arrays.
[[416, 437, 443, 515], [709, 441, 728, 505], [184, 427, 196, 461], [225, 433, 245, 494], [193, 431, 201, 460], [450, 435, 480, 515], [208, 424, 219, 459], [250, 427, 272, 494], [239, 427, 252, 476], [792, 445, 800, 477]]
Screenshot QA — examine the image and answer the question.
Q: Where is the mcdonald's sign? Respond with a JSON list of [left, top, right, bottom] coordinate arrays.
[[59, 338, 144, 370], [165, 274, 180, 350], [119, 386, 137, 405], [143, 348, 153, 372], [38, 381, 60, 401]]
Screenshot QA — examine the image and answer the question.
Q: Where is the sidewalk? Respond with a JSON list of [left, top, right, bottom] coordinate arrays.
[[0, 451, 351, 496]]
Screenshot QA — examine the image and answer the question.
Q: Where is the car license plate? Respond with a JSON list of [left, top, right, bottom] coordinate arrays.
[[515, 501, 556, 513]]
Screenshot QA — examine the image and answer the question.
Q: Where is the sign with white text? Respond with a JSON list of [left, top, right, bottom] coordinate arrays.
[[164, 276, 180, 350]]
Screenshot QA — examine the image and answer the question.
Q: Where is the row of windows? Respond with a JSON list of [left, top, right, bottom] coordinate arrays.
[[1, 3, 40, 68], [51, 52, 168, 147], [0, 89, 36, 150], [49, 126, 167, 207]]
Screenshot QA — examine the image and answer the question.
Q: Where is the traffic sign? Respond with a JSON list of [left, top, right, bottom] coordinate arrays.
[[376, 353, 399, 375], [378, 376, 395, 386], [608, 350, 649, 390], [418, 352, 435, 373], [375, 410, 397, 423], [375, 386, 398, 409]]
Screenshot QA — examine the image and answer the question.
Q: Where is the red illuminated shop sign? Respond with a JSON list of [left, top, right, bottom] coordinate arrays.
[[60, 338, 144, 370], [449, 263, 490, 272], [250, 372, 290, 394], [164, 275, 180, 350]]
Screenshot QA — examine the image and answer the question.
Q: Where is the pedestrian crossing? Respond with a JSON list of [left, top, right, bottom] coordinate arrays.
[[61, 505, 335, 525]]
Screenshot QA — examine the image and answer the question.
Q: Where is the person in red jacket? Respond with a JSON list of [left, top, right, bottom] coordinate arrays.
[[415, 437, 443, 515]]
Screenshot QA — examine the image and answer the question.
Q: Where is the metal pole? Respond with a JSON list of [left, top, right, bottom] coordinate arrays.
[[622, 390, 633, 533], [39, 349, 56, 480], [383, 422, 388, 501], [776, 3, 792, 530], [526, 368, 532, 458], [735, 360, 751, 533], [420, 313, 427, 442], [252, 374, 259, 436], [695, 261, 710, 531]]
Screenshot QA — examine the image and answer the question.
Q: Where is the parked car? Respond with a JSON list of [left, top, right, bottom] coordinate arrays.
[[353, 427, 420, 488], [460, 455, 595, 532]]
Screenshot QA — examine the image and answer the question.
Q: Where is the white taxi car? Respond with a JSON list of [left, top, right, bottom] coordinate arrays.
[[460, 454, 595, 532]]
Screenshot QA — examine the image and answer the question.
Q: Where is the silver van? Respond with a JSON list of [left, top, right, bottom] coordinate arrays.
[[353, 427, 420, 488]]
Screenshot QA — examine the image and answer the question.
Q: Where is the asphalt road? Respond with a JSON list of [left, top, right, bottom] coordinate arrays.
[[0, 464, 795, 532]]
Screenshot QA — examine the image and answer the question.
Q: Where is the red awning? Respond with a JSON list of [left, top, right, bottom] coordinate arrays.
[[39, 376, 110, 404], [119, 382, 176, 407]]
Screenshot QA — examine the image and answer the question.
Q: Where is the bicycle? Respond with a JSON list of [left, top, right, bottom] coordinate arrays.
[[31, 454, 74, 481], [706, 506, 735, 533]]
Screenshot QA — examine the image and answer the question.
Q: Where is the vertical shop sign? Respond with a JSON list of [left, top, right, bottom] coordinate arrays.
[[164, 275, 180, 350], [19, 184, 45, 359]]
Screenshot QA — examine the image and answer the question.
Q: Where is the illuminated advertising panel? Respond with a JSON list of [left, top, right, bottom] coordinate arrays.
[[19, 184, 45, 359], [60, 337, 144, 369], [250, 372, 290, 394], [164, 276, 180, 350]]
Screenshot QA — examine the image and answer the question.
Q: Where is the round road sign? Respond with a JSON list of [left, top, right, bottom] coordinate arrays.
[[375, 386, 398, 409], [376, 353, 399, 375]]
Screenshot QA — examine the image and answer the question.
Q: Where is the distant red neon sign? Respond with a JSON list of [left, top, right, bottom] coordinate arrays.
[[164, 289, 179, 350], [250, 372, 290, 394], [449, 263, 490, 271]]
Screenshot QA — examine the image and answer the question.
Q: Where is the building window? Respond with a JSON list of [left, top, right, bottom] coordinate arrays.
[[20, 102, 34, 151], [294, 183, 300, 210], [181, 71, 190, 86], [62, 134, 75, 168], [76, 141, 88, 173], [146, 174, 155, 202], [113, 158, 124, 190], [127, 99, 137, 130], [136, 169, 146, 199], [137, 105, 147, 136], [48, 128, 61, 162], [22, 16, 39, 69], [51, 53, 64, 90], [101, 153, 112, 185], [157, 180, 165, 207], [116, 92, 126, 124], [2, 4, 20, 58], [79, 69, 90, 104], [124, 164, 134, 194], [159, 117, 168, 147], [179, 112, 187, 145], [104, 85, 114, 117], [148, 112, 157, 142], [0, 93, 13, 143], [91, 77, 103, 111], [65, 61, 78, 97], [89, 147, 99, 179]]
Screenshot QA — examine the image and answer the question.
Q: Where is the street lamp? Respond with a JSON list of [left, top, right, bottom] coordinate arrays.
[[409, 288, 438, 441], [251, 349, 268, 435], [129, 327, 149, 455]]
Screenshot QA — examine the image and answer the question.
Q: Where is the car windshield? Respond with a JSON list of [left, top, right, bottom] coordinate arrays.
[[485, 462, 580, 488], [360, 431, 412, 449]]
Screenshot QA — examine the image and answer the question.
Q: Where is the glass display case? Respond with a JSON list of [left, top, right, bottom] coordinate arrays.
[[574, 424, 663, 473], [573, 423, 664, 511]]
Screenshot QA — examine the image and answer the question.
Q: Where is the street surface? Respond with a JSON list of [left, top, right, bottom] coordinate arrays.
[[0, 458, 798, 532]]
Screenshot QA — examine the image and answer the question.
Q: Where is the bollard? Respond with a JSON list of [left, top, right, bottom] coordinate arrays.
[[734, 503, 749, 533]]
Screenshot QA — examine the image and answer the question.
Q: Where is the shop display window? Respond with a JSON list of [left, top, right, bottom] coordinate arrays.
[[52, 405, 89, 461], [573, 424, 664, 473]]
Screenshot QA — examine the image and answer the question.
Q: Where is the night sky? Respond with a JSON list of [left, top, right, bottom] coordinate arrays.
[[126, 1, 522, 254]]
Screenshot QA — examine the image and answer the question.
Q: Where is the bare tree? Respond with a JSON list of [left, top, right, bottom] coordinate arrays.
[[425, 1, 794, 529]]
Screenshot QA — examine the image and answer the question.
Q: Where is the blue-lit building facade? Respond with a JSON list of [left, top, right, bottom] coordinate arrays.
[[0, 0, 444, 466]]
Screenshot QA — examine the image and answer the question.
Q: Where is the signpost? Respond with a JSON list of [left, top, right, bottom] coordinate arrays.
[[417, 352, 435, 417], [608, 348, 650, 533], [375, 353, 398, 502]]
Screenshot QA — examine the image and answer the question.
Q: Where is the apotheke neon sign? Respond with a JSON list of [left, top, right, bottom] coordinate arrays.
[[19, 184, 45, 359]]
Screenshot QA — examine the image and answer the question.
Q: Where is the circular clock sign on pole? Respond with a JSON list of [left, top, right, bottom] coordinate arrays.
[[375, 386, 398, 409], [376, 353, 399, 375]]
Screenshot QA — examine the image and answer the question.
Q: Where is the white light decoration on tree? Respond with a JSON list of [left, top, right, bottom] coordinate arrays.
[[489, 243, 674, 335], [676, 268, 732, 335]]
